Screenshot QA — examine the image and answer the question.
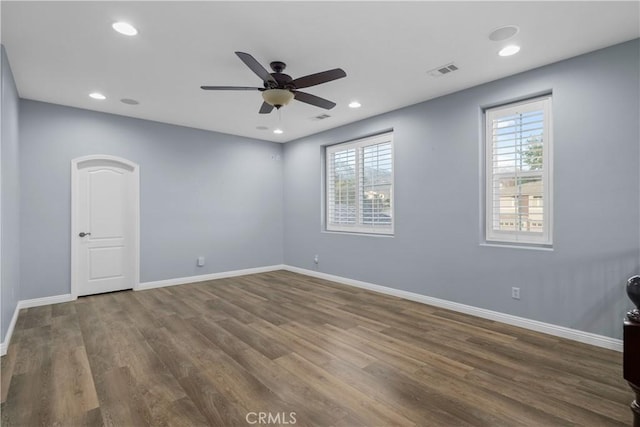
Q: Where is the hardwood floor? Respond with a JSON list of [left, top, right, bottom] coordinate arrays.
[[1, 270, 632, 426]]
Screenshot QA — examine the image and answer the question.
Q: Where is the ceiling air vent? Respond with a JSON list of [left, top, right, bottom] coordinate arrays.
[[427, 63, 459, 78], [312, 113, 331, 121]]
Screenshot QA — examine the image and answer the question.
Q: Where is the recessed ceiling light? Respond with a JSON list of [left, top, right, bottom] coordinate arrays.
[[89, 92, 106, 100], [112, 22, 138, 36], [273, 128, 284, 135], [489, 25, 519, 42], [120, 98, 139, 105], [256, 126, 269, 130], [348, 101, 362, 109], [498, 45, 521, 57]]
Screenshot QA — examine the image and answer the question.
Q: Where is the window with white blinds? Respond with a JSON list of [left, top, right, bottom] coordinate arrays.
[[485, 97, 553, 245], [326, 132, 394, 235]]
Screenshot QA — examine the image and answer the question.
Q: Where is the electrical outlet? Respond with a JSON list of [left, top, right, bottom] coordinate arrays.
[[197, 256, 205, 267], [512, 287, 520, 300], [314, 254, 319, 264]]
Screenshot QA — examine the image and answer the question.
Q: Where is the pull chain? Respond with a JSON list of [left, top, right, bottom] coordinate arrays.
[[274, 108, 284, 134]]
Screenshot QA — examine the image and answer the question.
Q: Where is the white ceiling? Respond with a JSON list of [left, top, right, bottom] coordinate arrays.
[[2, 1, 638, 143]]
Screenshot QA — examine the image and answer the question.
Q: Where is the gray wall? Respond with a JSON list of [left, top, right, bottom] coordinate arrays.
[[1, 45, 20, 342], [283, 39, 640, 340], [19, 101, 283, 299]]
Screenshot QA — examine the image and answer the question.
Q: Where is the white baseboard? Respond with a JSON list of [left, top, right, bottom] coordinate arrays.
[[283, 265, 623, 352], [18, 293, 74, 309], [137, 264, 286, 291], [0, 303, 20, 356], [1, 293, 75, 355]]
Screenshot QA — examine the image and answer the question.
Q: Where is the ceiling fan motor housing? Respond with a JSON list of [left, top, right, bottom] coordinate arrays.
[[268, 72, 294, 90], [262, 88, 294, 108]]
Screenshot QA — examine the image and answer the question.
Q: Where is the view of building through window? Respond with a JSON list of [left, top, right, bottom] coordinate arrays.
[[495, 178, 543, 231]]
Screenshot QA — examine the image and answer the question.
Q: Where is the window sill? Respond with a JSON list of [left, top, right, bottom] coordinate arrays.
[[480, 242, 553, 251], [322, 230, 394, 238]]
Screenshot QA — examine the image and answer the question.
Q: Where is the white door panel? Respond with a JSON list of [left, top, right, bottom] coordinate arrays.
[[89, 246, 124, 280], [72, 156, 139, 297], [88, 169, 126, 239]]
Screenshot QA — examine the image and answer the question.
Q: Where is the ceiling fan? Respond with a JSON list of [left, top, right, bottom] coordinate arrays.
[[201, 52, 347, 114]]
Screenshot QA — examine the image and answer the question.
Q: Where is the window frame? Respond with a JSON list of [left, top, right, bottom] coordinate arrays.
[[325, 132, 394, 235], [484, 96, 553, 246]]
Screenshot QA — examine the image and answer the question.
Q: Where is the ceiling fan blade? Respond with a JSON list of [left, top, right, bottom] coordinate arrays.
[[293, 91, 336, 110], [259, 102, 274, 114], [200, 86, 262, 90], [235, 52, 276, 84], [291, 68, 346, 89]]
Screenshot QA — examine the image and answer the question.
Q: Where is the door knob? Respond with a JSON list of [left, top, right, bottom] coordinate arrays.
[[79, 232, 91, 237]]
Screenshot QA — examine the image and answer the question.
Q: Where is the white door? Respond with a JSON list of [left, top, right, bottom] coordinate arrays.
[[72, 156, 139, 297]]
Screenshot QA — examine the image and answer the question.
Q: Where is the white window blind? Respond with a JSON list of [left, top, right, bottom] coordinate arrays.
[[485, 97, 552, 245], [326, 133, 394, 235]]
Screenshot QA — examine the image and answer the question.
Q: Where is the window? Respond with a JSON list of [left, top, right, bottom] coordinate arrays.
[[326, 132, 394, 235], [485, 96, 552, 245]]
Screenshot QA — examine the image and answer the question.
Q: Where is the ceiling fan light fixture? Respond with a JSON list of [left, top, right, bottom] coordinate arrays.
[[262, 89, 294, 108]]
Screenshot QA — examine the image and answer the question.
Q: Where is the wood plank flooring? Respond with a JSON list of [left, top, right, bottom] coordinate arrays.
[[1, 270, 633, 426]]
